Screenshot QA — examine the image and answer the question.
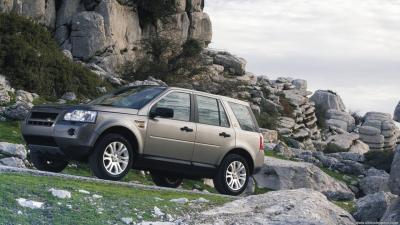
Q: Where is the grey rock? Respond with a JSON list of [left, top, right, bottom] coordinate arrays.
[[189, 12, 212, 45], [254, 157, 354, 201], [326, 109, 356, 132], [273, 142, 293, 158], [354, 191, 397, 222], [389, 146, 400, 195], [360, 168, 390, 195], [213, 52, 246, 76], [0, 89, 10, 105], [292, 79, 307, 90], [2, 101, 32, 120], [62, 50, 73, 60], [70, 11, 107, 60], [187, 0, 203, 12], [326, 132, 359, 152], [311, 90, 346, 112], [381, 197, 400, 223], [61, 92, 77, 101], [198, 189, 356, 225], [157, 12, 190, 45], [394, 101, 400, 122], [0, 142, 27, 159], [0, 157, 26, 168]]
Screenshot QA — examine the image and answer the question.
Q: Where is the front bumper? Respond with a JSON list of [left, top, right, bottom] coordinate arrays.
[[22, 119, 97, 160]]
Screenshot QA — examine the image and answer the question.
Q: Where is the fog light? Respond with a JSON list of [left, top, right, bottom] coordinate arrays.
[[68, 128, 75, 136]]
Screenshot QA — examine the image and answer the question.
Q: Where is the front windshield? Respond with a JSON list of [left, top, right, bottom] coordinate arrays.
[[90, 86, 166, 109]]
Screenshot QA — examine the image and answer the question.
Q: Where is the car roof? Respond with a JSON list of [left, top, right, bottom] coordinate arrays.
[[166, 86, 250, 106]]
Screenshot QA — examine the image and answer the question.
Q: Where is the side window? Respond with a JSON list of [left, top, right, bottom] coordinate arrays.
[[154, 92, 191, 122], [196, 95, 230, 127], [229, 102, 258, 132]]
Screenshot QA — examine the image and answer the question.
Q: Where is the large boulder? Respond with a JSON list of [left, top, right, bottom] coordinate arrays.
[[394, 101, 400, 122], [0, 157, 25, 168], [2, 101, 32, 120], [70, 11, 107, 60], [325, 132, 359, 153], [381, 197, 400, 223], [360, 168, 391, 195], [209, 51, 247, 76], [254, 157, 355, 201], [197, 189, 355, 225], [326, 109, 356, 132], [389, 146, 400, 195], [188, 12, 212, 45], [353, 191, 397, 222], [0, 143, 27, 160], [310, 90, 346, 112]]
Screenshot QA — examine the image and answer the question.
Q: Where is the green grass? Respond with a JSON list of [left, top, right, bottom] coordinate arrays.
[[0, 173, 229, 225], [333, 201, 356, 214], [63, 163, 217, 193], [0, 121, 23, 144]]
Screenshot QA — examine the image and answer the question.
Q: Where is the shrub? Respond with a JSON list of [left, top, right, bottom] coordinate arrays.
[[182, 39, 203, 57], [0, 13, 107, 99], [364, 150, 395, 173], [136, 0, 177, 26], [256, 112, 278, 130]]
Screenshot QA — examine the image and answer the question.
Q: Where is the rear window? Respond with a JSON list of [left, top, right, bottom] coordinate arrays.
[[229, 102, 259, 132]]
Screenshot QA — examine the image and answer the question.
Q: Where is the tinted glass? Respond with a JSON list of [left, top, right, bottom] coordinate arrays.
[[91, 86, 165, 109], [155, 92, 191, 121], [229, 102, 257, 132], [197, 96, 220, 126], [219, 101, 230, 127]]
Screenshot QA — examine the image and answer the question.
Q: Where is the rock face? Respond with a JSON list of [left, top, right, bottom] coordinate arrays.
[[389, 146, 400, 195], [394, 101, 400, 122], [354, 191, 397, 222], [359, 112, 399, 151], [254, 157, 354, 201], [311, 90, 346, 112], [326, 109, 355, 132], [360, 168, 390, 195], [197, 189, 355, 225], [0, 0, 56, 28]]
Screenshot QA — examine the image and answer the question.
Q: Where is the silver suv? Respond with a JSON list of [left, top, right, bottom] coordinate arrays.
[[22, 86, 264, 195]]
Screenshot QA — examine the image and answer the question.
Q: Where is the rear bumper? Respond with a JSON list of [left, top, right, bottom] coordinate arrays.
[[253, 150, 265, 174], [22, 121, 98, 159]]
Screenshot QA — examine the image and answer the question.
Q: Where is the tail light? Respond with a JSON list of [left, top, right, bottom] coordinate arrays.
[[259, 134, 265, 151]]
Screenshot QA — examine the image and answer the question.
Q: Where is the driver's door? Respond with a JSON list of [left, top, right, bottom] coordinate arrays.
[[144, 91, 196, 161]]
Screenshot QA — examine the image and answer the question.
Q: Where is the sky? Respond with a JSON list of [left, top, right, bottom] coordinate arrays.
[[204, 0, 400, 115]]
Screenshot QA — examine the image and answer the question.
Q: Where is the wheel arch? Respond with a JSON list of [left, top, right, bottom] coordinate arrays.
[[92, 125, 141, 155], [221, 148, 255, 175]]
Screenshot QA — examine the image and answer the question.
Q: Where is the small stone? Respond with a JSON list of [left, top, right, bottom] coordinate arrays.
[[153, 206, 165, 217], [49, 188, 71, 199], [16, 198, 44, 209], [92, 194, 103, 199], [170, 198, 189, 204], [121, 217, 133, 224]]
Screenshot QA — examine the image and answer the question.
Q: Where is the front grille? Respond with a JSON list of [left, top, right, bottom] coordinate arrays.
[[24, 135, 57, 147], [27, 111, 59, 127]]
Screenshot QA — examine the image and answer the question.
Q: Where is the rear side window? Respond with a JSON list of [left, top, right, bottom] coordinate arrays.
[[196, 95, 229, 127], [229, 102, 258, 132]]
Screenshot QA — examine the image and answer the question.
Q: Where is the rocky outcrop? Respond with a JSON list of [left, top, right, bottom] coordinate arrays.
[[326, 109, 356, 132], [360, 168, 391, 195], [0, 0, 56, 28], [359, 112, 399, 151], [204, 50, 246, 75], [311, 90, 346, 112], [389, 146, 400, 195], [354, 191, 397, 222], [0, 74, 12, 106], [254, 157, 355, 201], [197, 189, 356, 225], [0, 87, 38, 120]]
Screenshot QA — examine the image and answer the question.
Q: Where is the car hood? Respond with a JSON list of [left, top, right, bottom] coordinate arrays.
[[31, 104, 139, 115]]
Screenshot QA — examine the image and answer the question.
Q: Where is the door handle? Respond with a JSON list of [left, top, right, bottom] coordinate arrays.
[[180, 126, 194, 132], [219, 132, 231, 138]]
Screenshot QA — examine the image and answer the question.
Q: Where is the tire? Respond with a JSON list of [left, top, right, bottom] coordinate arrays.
[[89, 133, 134, 181], [30, 152, 69, 173], [213, 154, 250, 196], [150, 171, 183, 188]]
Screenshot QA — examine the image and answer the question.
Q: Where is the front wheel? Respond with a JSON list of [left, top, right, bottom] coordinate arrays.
[[150, 171, 183, 188], [213, 154, 250, 196], [30, 152, 69, 173], [89, 133, 134, 181]]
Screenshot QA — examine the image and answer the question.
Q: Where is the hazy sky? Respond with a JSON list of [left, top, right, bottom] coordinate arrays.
[[204, 0, 400, 115]]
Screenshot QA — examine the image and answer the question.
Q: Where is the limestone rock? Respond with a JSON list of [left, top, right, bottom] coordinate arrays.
[[187, 0, 203, 12], [189, 12, 212, 45], [394, 101, 400, 122], [198, 189, 355, 225], [311, 90, 346, 112], [354, 191, 397, 222], [326, 132, 359, 153], [212, 51, 246, 76], [2, 101, 32, 120], [61, 92, 77, 101], [254, 157, 354, 201], [326, 109, 355, 132], [389, 146, 400, 195], [0, 142, 27, 159], [157, 12, 190, 45], [360, 168, 390, 195], [381, 197, 400, 223], [0, 157, 26, 168], [70, 11, 107, 60]]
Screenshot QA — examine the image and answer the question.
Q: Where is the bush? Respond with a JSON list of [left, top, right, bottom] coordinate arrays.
[[182, 39, 203, 57], [0, 13, 107, 99], [364, 150, 395, 173], [256, 112, 278, 130], [136, 0, 177, 25]]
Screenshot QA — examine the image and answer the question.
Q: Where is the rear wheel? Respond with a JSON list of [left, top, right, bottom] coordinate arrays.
[[89, 133, 134, 181], [150, 171, 183, 188], [30, 152, 68, 173], [213, 154, 250, 196]]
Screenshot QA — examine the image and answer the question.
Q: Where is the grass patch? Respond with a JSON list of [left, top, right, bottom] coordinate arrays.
[[0, 173, 229, 224], [333, 201, 356, 214], [319, 167, 358, 186], [0, 121, 23, 144], [63, 163, 217, 193]]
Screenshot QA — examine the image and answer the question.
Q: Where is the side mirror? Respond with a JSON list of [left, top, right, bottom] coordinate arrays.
[[150, 107, 174, 119]]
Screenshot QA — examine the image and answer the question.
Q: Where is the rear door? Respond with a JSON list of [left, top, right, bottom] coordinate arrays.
[[192, 95, 236, 166], [144, 91, 196, 161]]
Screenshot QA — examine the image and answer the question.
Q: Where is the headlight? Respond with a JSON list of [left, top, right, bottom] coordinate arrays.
[[64, 110, 97, 123]]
